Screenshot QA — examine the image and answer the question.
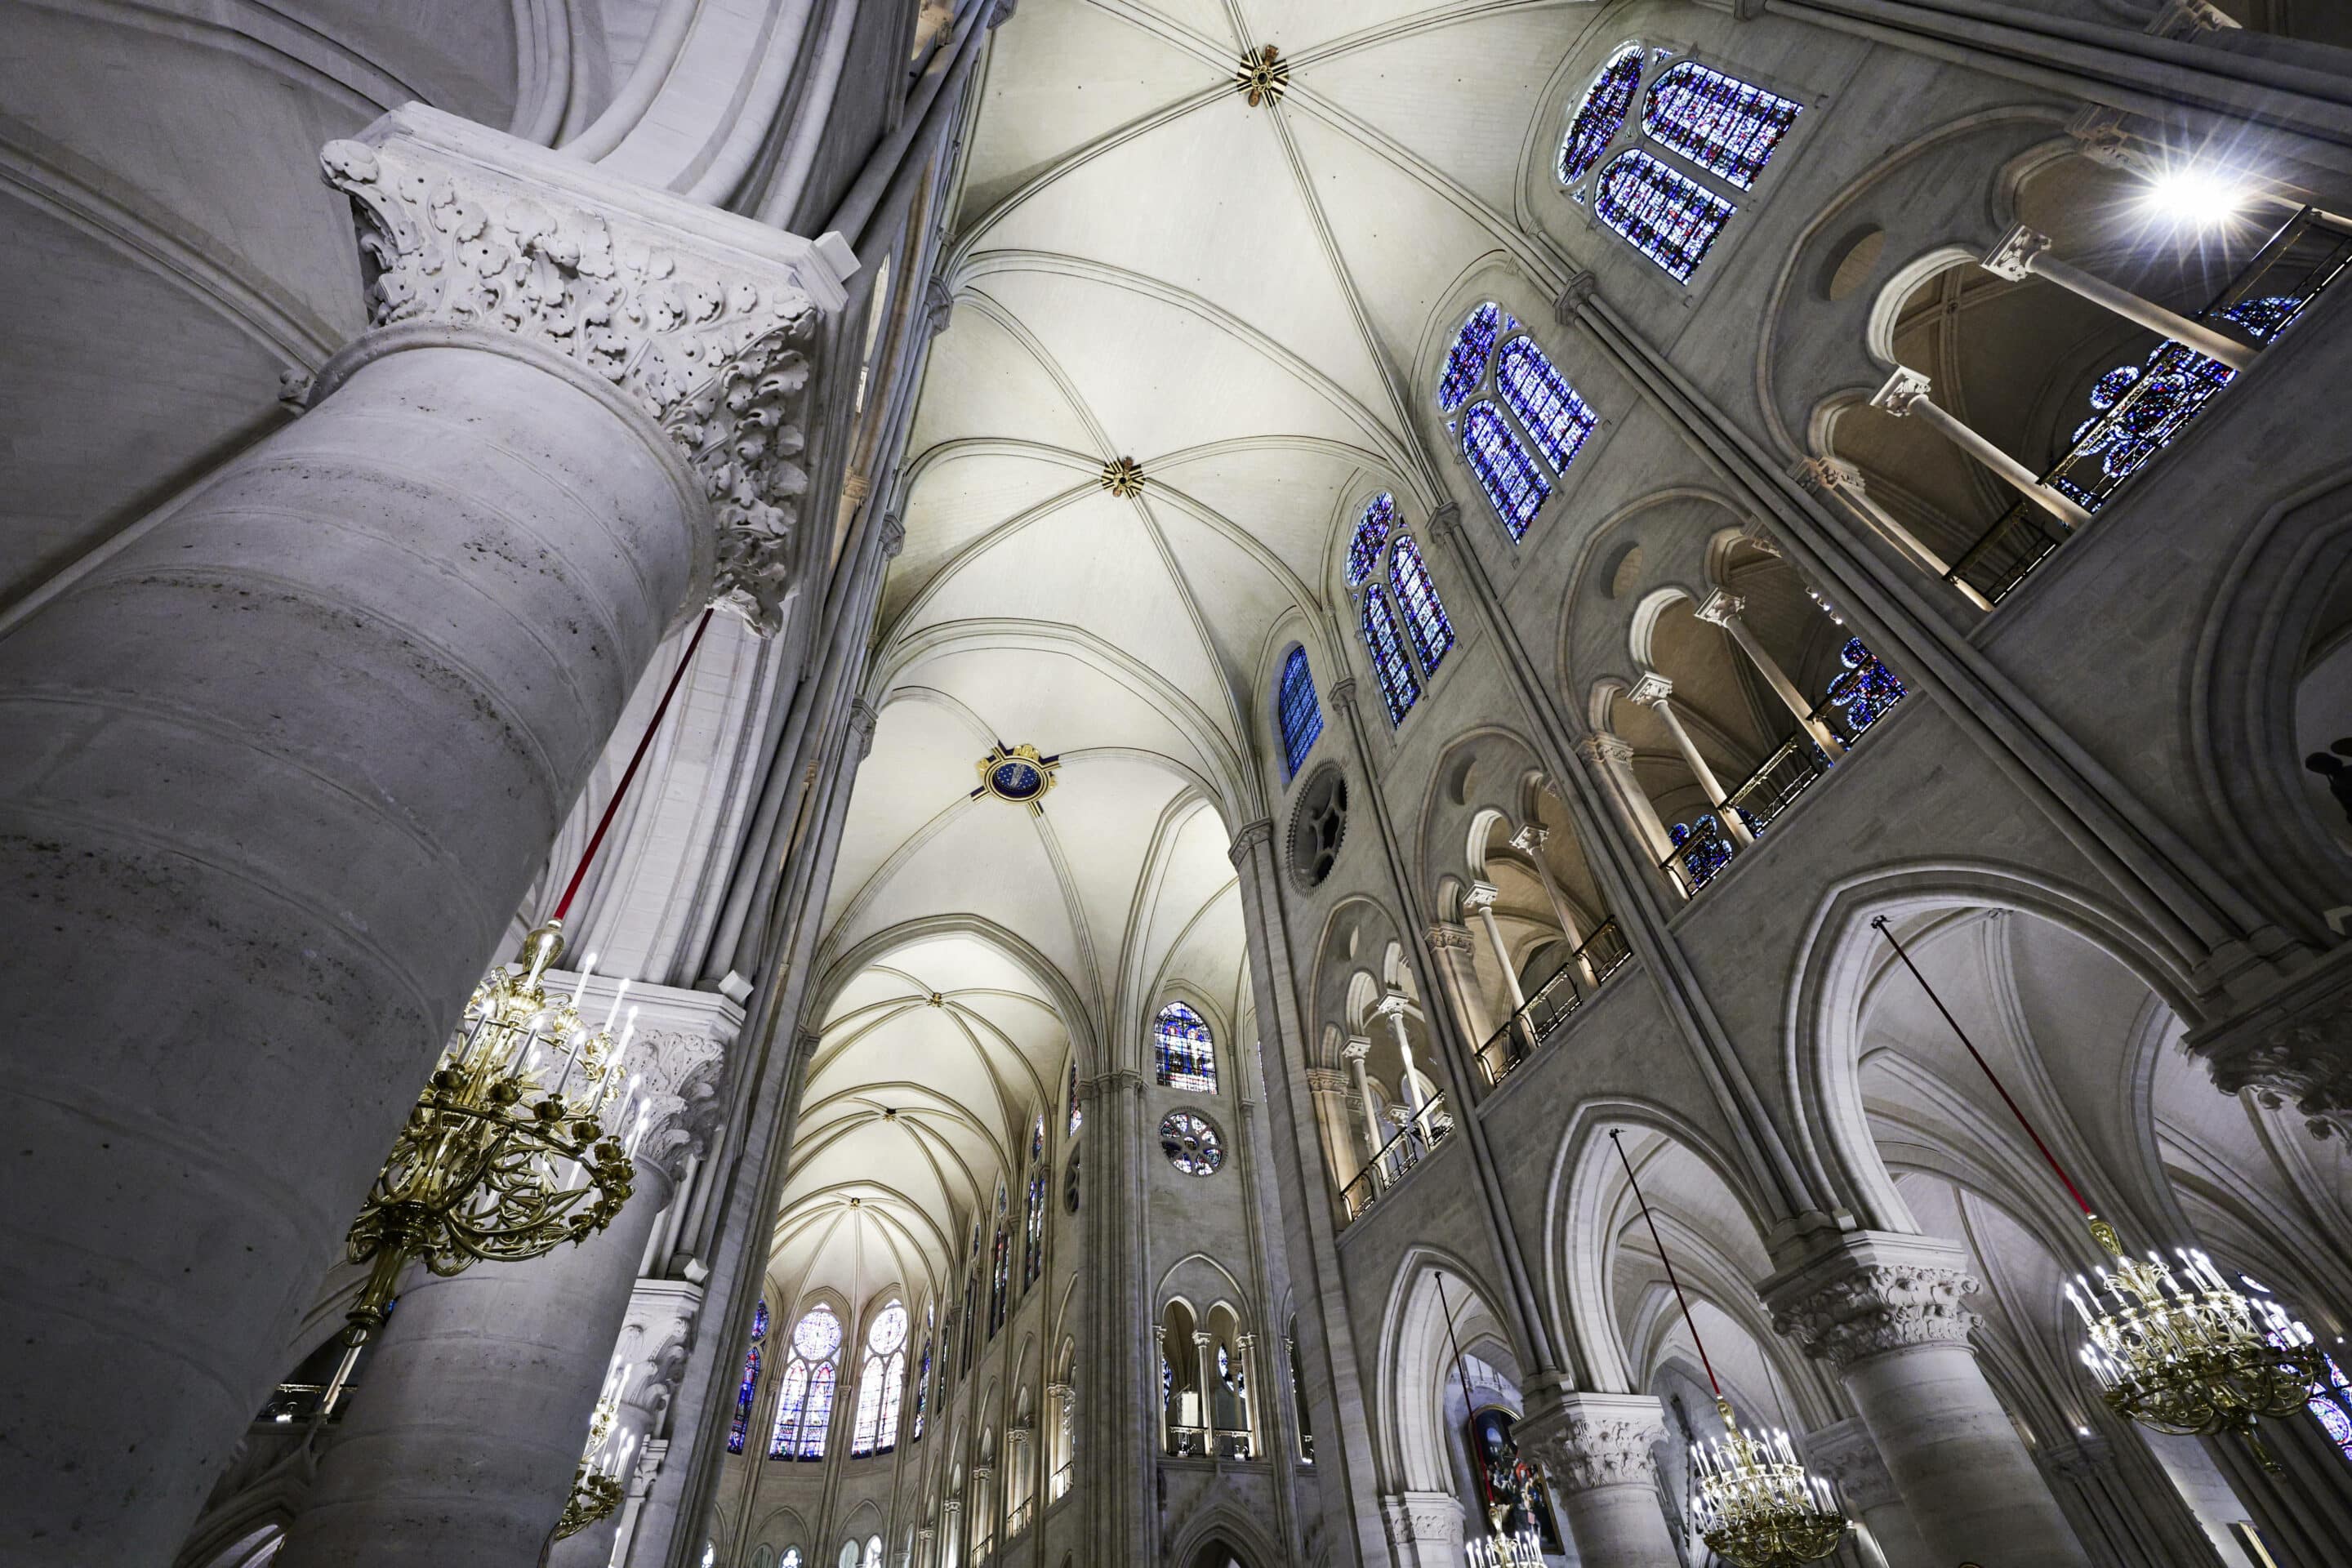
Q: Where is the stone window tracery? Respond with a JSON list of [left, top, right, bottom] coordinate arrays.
[[1390, 538, 1454, 675], [1595, 152, 1735, 283], [851, 1300, 909, 1456], [1461, 404, 1552, 539], [1439, 315, 1596, 540], [1559, 43, 1644, 183], [1640, 61, 1799, 189], [1160, 1111, 1224, 1176], [769, 1303, 844, 1460], [1361, 589, 1420, 726]]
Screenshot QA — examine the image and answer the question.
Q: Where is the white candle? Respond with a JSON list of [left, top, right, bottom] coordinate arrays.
[[600, 978, 633, 1033], [569, 951, 599, 1009]]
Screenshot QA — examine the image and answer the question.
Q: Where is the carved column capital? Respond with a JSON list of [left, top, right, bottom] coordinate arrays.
[[1553, 269, 1600, 326], [1460, 881, 1502, 915], [879, 511, 906, 560], [1764, 1233, 1982, 1370], [1980, 223, 2052, 282], [1339, 1036, 1373, 1064], [621, 1027, 730, 1178], [1627, 670, 1674, 707], [1227, 817, 1276, 866], [923, 274, 956, 338], [1303, 1067, 1351, 1094], [1424, 920, 1476, 955], [850, 697, 880, 758], [1692, 588, 1745, 628], [1788, 456, 1865, 498], [1379, 1490, 1466, 1560], [1507, 823, 1549, 854], [1521, 1391, 1664, 1496], [1869, 366, 1932, 417], [318, 106, 853, 637], [1574, 731, 1635, 770], [609, 1277, 706, 1427]]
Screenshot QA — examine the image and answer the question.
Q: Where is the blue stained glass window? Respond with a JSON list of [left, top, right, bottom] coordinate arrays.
[[1641, 62, 1799, 190], [1560, 44, 1646, 184], [1390, 537, 1454, 675], [1276, 647, 1323, 779], [1155, 1000, 1217, 1091], [988, 1223, 1009, 1334], [1596, 152, 1735, 283], [798, 1362, 835, 1459], [771, 1304, 844, 1459], [1023, 1169, 1045, 1288], [1496, 338, 1599, 474], [767, 1358, 807, 1458], [912, 1330, 932, 1441], [1461, 403, 1552, 539], [2313, 1354, 2352, 1463], [1438, 304, 1503, 414], [1344, 492, 1396, 588], [728, 1299, 770, 1454], [1066, 1058, 1081, 1137], [1670, 817, 1734, 891], [1361, 589, 1422, 725], [1825, 638, 1905, 735]]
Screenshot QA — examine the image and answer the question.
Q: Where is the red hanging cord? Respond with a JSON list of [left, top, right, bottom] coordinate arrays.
[[1871, 915, 2096, 1219], [1609, 1128, 1722, 1400], [551, 608, 716, 922]]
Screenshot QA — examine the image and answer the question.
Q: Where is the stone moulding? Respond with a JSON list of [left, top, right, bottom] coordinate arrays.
[[318, 105, 857, 637]]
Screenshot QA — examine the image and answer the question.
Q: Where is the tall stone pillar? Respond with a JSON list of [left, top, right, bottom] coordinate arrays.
[[0, 105, 844, 1564], [1806, 1415, 1934, 1568], [1765, 1234, 2091, 1568], [1523, 1391, 1682, 1568], [278, 1027, 725, 1567]]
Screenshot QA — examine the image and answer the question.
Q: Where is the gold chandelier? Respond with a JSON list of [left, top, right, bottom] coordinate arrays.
[[322, 918, 644, 1410], [1609, 1130, 1847, 1568], [1875, 916, 2323, 1470], [556, 1395, 628, 1540]]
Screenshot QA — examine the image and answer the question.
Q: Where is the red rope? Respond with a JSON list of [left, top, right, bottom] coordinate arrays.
[[552, 608, 716, 922], [1610, 1128, 1721, 1399], [1872, 915, 2096, 1218]]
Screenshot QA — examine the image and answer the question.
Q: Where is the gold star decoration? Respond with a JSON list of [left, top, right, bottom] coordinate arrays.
[[1100, 455, 1146, 497], [1234, 45, 1288, 108]]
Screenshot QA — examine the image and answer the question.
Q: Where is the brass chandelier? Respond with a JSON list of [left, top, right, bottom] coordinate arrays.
[[318, 609, 719, 1414], [1874, 916, 2324, 1468], [556, 1394, 629, 1540], [1610, 1130, 1847, 1568]]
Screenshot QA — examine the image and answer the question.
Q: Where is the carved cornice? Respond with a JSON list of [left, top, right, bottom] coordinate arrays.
[[1379, 1490, 1465, 1547], [318, 106, 853, 637], [1766, 1236, 1981, 1370]]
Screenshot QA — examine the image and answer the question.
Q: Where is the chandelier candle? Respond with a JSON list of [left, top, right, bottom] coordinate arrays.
[[1872, 916, 2323, 1468]]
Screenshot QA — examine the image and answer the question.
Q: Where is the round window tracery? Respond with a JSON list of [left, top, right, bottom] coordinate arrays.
[[1160, 1111, 1224, 1176], [794, 1303, 844, 1361]]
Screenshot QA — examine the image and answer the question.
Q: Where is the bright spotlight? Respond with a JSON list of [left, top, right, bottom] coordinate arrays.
[[2141, 165, 2247, 227]]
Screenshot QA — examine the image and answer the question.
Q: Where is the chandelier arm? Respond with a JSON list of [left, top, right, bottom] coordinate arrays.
[[1609, 1127, 1723, 1401], [553, 604, 716, 922], [1869, 915, 2097, 1221]]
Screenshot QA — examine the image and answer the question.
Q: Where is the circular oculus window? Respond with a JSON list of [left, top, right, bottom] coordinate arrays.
[[1160, 1111, 1224, 1176]]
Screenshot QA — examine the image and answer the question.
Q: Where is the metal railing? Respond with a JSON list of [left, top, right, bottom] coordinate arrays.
[[1720, 736, 1827, 834], [1659, 816, 1738, 898], [1212, 1428, 1254, 1460], [1339, 1096, 1453, 1221], [1166, 1423, 1207, 1458], [1006, 1499, 1033, 1537], [1476, 921, 1632, 1085], [1948, 205, 2352, 605], [1052, 1461, 1071, 1499]]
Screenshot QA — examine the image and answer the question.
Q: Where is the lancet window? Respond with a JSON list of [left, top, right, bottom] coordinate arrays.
[[988, 1182, 1010, 1336], [728, 1299, 769, 1454], [1362, 590, 1419, 726], [1155, 1000, 1217, 1091], [1436, 313, 1596, 540], [1557, 46, 1800, 283], [768, 1303, 844, 1460], [911, 1306, 933, 1442], [850, 1300, 909, 1456], [1389, 538, 1454, 675], [1276, 646, 1324, 779], [1343, 492, 1458, 724], [1065, 1058, 1082, 1137], [1023, 1161, 1046, 1290]]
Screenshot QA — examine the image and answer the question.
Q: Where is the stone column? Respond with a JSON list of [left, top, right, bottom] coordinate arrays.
[[0, 105, 844, 1565], [1463, 881, 1531, 1018], [1341, 1036, 1384, 1162], [1379, 1490, 1468, 1568], [1576, 732, 1676, 866], [1982, 225, 2256, 372], [278, 1027, 727, 1568], [1507, 822, 1597, 973], [939, 1499, 961, 1568], [1765, 1233, 2091, 1568], [1870, 367, 2093, 530], [1192, 1330, 1215, 1449], [1693, 590, 1846, 758], [1233, 1333, 1261, 1457], [1628, 673, 1755, 845], [1045, 1379, 1075, 1499], [1423, 920, 1498, 1065], [1372, 991, 1428, 1115], [1007, 1423, 1032, 1527], [1805, 1415, 1935, 1568], [1788, 457, 1993, 612], [1522, 1392, 1682, 1568], [550, 1278, 704, 1568], [1304, 1066, 1364, 1192]]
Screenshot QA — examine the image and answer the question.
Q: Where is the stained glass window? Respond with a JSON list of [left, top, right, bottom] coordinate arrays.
[[1030, 1113, 1045, 1165], [1670, 817, 1734, 892], [1066, 1144, 1081, 1213], [1390, 538, 1454, 675], [912, 1309, 933, 1441], [1160, 1111, 1224, 1175], [988, 1224, 1010, 1334], [1361, 589, 1422, 725], [1276, 646, 1324, 779], [1344, 492, 1396, 589], [1154, 1001, 1217, 1091], [1437, 304, 1503, 414], [1559, 44, 1646, 185], [2312, 1354, 2352, 1463], [960, 1267, 977, 1374], [728, 1299, 769, 1454], [1066, 1058, 1081, 1137], [1641, 62, 1799, 190], [1023, 1169, 1046, 1289], [1825, 639, 1906, 736], [1461, 403, 1552, 539], [771, 1304, 844, 1459], [1496, 338, 1599, 474], [851, 1301, 909, 1455], [1595, 151, 1735, 284]]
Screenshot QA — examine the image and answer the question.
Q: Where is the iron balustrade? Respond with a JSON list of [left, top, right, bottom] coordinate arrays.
[[1339, 1096, 1453, 1222], [1052, 1461, 1072, 1499], [1659, 816, 1738, 898], [1947, 206, 2352, 606], [1476, 921, 1633, 1085], [1214, 1428, 1254, 1460], [1720, 737, 1826, 833], [1007, 1499, 1033, 1537]]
